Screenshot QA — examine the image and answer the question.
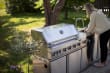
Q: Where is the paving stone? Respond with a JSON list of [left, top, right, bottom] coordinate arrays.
[[82, 53, 110, 73]]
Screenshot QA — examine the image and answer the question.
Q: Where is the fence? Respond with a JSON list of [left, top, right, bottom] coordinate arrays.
[[94, 0, 110, 16]]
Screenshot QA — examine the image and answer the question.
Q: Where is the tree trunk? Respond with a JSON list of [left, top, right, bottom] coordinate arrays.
[[51, 0, 65, 25], [43, 0, 65, 26], [64, 0, 68, 19], [43, 0, 52, 26]]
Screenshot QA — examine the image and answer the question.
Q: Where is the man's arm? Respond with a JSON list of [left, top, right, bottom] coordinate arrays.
[[85, 12, 96, 33]]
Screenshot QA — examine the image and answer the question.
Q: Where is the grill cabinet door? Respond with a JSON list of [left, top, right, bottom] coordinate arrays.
[[50, 56, 66, 73], [80, 47, 88, 71], [68, 50, 81, 73]]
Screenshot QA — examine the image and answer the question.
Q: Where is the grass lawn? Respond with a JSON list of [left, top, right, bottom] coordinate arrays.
[[0, 9, 88, 73], [0, 9, 45, 73]]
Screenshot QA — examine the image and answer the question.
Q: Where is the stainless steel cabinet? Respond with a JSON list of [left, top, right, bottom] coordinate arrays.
[[51, 56, 67, 73], [68, 50, 81, 73], [80, 47, 88, 71]]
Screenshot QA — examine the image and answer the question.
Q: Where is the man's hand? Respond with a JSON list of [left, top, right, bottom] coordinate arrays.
[[79, 27, 87, 32]]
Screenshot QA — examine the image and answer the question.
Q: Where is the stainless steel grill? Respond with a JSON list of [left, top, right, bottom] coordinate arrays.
[[31, 23, 87, 73]]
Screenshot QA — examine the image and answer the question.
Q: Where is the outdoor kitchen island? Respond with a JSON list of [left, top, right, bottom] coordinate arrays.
[[31, 23, 99, 73]]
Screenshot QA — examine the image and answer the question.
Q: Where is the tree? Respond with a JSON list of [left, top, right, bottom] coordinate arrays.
[[43, 0, 65, 26], [43, 0, 94, 26], [63, 0, 95, 19]]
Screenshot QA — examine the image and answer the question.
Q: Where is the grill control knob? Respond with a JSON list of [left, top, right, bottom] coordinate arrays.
[[82, 40, 86, 43], [59, 30, 64, 34], [73, 44, 76, 48], [52, 52, 55, 56], [67, 46, 71, 50], [63, 48, 66, 52], [77, 42, 80, 46], [56, 51, 59, 55], [58, 50, 61, 53]]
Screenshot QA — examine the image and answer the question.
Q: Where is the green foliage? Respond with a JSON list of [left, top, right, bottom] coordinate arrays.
[[0, 0, 5, 9], [35, 0, 43, 9], [0, 3, 4, 9], [34, 0, 96, 15], [50, 0, 56, 8], [34, 0, 56, 13], [6, 0, 37, 15], [59, 10, 89, 27], [10, 31, 37, 54], [90, 0, 95, 3], [34, 0, 44, 13], [65, 0, 89, 8]]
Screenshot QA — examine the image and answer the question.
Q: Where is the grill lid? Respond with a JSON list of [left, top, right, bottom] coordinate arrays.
[[31, 23, 78, 44]]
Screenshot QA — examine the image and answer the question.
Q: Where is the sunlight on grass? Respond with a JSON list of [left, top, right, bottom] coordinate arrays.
[[0, 9, 9, 16], [19, 57, 33, 73], [21, 63, 28, 73], [21, 64, 33, 73], [9, 17, 45, 31], [0, 50, 9, 56], [15, 21, 45, 31]]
